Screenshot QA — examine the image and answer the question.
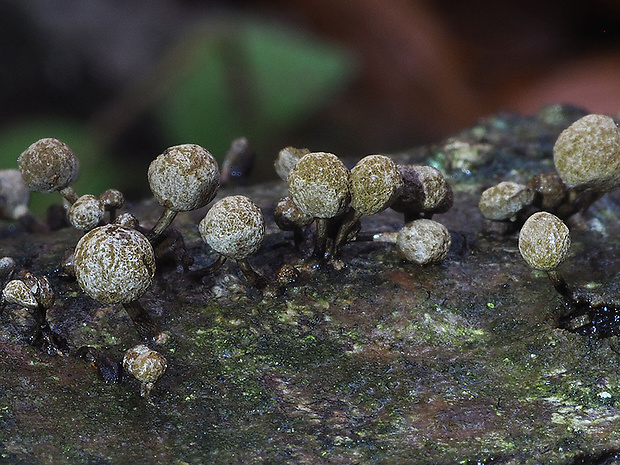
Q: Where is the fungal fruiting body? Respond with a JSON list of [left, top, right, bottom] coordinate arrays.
[[396, 219, 451, 265], [123, 344, 167, 398], [73, 224, 161, 341], [518, 211, 572, 298], [287, 152, 350, 258], [68, 194, 105, 231], [17, 137, 79, 202], [147, 144, 220, 242], [199, 195, 266, 286]]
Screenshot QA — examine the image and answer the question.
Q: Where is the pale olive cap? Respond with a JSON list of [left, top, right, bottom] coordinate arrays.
[[518, 211, 570, 271], [74, 224, 156, 304], [350, 154, 403, 216], [553, 114, 620, 191], [396, 219, 451, 265], [0, 169, 30, 220], [274, 146, 309, 181], [68, 194, 105, 231], [478, 181, 535, 221], [287, 152, 350, 219], [199, 195, 265, 260], [123, 344, 167, 384], [148, 144, 220, 212], [18, 138, 79, 193]]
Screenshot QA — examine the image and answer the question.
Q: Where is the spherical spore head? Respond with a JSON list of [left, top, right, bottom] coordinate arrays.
[[349, 154, 402, 216], [73, 224, 156, 304], [553, 114, 620, 191], [18, 138, 79, 193], [396, 219, 451, 265], [199, 195, 265, 260], [287, 152, 350, 219], [478, 181, 535, 221], [0, 169, 30, 220], [274, 196, 313, 231], [274, 146, 310, 181], [2, 279, 38, 310], [68, 194, 105, 231], [391, 165, 453, 214], [123, 344, 167, 385], [148, 144, 220, 212], [518, 211, 570, 271]]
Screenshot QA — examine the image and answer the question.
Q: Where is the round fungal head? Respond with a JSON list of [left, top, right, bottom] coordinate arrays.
[[114, 212, 140, 229], [68, 194, 105, 231], [350, 154, 402, 216], [396, 219, 451, 265], [73, 224, 156, 304], [528, 171, 568, 210], [274, 146, 309, 181], [199, 195, 265, 260], [0, 170, 30, 220], [123, 344, 167, 395], [100, 189, 125, 211], [21, 273, 55, 309], [274, 196, 313, 231], [553, 114, 620, 191], [391, 165, 453, 214], [518, 212, 570, 271], [148, 144, 220, 212], [2, 279, 38, 310], [478, 181, 535, 221], [287, 152, 350, 219], [18, 138, 79, 193]]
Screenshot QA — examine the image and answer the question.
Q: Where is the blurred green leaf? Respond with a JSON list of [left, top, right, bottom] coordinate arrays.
[[156, 20, 355, 159]]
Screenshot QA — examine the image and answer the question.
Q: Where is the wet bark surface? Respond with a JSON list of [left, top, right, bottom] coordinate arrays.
[[2, 106, 620, 464]]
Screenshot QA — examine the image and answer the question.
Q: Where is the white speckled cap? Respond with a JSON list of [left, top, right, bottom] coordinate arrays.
[[199, 195, 265, 260], [73, 224, 156, 304], [148, 144, 220, 212], [18, 138, 79, 193], [396, 219, 451, 265]]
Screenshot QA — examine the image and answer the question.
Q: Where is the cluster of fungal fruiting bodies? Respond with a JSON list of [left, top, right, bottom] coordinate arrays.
[[274, 148, 454, 265], [479, 114, 620, 234], [1, 137, 455, 397]]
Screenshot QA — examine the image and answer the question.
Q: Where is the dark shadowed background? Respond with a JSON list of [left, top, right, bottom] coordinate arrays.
[[1, 0, 619, 211]]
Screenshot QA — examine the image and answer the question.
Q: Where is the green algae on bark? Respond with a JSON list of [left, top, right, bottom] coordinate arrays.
[[3, 107, 620, 463]]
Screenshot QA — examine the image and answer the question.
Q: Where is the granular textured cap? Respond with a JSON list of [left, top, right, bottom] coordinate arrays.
[[391, 165, 453, 214], [148, 144, 220, 212], [199, 195, 265, 260], [73, 224, 156, 304], [396, 219, 451, 265], [553, 114, 620, 191], [68, 194, 105, 231], [519, 211, 570, 271], [123, 344, 167, 385], [478, 181, 535, 221], [287, 152, 350, 219], [18, 138, 79, 193], [350, 154, 402, 216], [274, 146, 309, 181]]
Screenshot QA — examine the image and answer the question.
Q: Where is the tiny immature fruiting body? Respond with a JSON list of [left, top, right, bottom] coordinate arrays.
[[18, 137, 80, 203], [73, 224, 161, 341], [123, 344, 167, 398], [68, 194, 105, 231], [199, 195, 266, 286], [148, 144, 220, 242]]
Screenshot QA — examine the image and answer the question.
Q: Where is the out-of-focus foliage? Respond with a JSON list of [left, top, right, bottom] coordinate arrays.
[[156, 20, 355, 159]]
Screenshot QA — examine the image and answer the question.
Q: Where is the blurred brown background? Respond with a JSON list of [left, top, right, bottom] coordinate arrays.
[[1, 0, 619, 200]]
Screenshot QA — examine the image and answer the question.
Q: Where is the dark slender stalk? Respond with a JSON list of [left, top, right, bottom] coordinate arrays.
[[546, 269, 573, 301], [237, 259, 267, 289], [314, 217, 329, 259], [333, 208, 361, 255], [148, 208, 178, 244], [122, 300, 163, 343], [59, 186, 79, 204]]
